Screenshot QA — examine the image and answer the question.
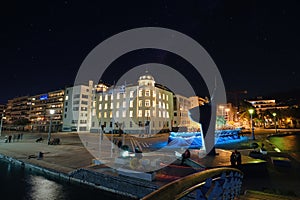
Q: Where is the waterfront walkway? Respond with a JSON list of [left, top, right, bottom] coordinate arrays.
[[0, 129, 299, 199]]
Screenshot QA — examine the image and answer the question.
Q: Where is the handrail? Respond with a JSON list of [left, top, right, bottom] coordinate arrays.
[[141, 167, 243, 200]]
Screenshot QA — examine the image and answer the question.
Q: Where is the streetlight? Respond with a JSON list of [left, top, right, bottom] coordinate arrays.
[[0, 112, 4, 137], [272, 112, 277, 134], [48, 109, 55, 144], [248, 109, 255, 140]]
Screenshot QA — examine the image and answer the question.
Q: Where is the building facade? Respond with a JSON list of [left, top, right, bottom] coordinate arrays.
[[90, 74, 174, 134], [62, 81, 93, 132]]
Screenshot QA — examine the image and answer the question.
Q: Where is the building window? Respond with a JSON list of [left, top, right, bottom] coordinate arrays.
[[159, 111, 161, 117], [145, 90, 150, 97], [73, 94, 80, 99], [163, 93, 165, 100], [80, 120, 87, 124], [130, 121, 133, 127], [130, 110, 133, 117], [130, 91, 134, 98], [81, 107, 87, 111], [116, 102, 120, 108], [110, 103, 113, 109], [166, 95, 168, 101], [122, 101, 126, 108], [159, 93, 161, 99], [99, 104, 102, 110], [104, 112, 107, 118], [123, 93, 126, 98], [73, 107, 79, 111], [99, 95, 102, 101], [116, 110, 119, 118], [110, 111, 112, 118], [166, 112, 169, 118], [130, 100, 133, 108], [166, 103, 169, 109], [163, 111, 165, 118], [145, 100, 150, 107], [82, 94, 88, 99], [110, 122, 112, 127], [138, 110, 142, 117], [153, 100, 155, 107], [139, 89, 143, 97], [158, 101, 161, 108], [139, 100, 143, 107], [71, 120, 78, 124], [163, 102, 165, 109], [111, 94, 113, 100], [65, 96, 68, 100], [104, 103, 107, 109], [153, 91, 156, 97], [105, 95, 108, 101], [145, 110, 150, 117], [73, 100, 79, 105], [117, 93, 120, 99], [99, 112, 102, 118], [122, 110, 126, 118], [152, 110, 155, 117], [81, 100, 88, 105], [64, 114, 67, 118], [138, 121, 142, 127], [92, 109, 96, 116], [65, 108, 67, 112]]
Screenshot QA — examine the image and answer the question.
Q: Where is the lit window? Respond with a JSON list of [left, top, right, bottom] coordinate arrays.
[[110, 111, 112, 118], [122, 101, 126, 108], [111, 94, 113, 100], [130, 91, 134, 98], [130, 110, 133, 117], [145, 110, 150, 117], [166, 112, 169, 118], [65, 96, 68, 100], [130, 100, 133, 107], [117, 93, 120, 99], [159, 93, 161, 99], [163, 102, 165, 109], [166, 103, 169, 109], [92, 109, 96, 116], [163, 111, 165, 118], [145, 100, 150, 107], [104, 103, 107, 109], [153, 91, 156, 97], [139, 89, 143, 97], [139, 100, 143, 107], [166, 95, 168, 101], [163, 94, 165, 100], [104, 112, 107, 118], [99, 112, 102, 118], [110, 103, 113, 109], [105, 95, 108, 101], [116, 102, 120, 108], [145, 90, 150, 97], [123, 93, 126, 98], [99, 104, 102, 110], [116, 111, 119, 118], [122, 110, 126, 118], [159, 111, 161, 117], [158, 101, 161, 108], [99, 95, 102, 101], [138, 110, 143, 117]]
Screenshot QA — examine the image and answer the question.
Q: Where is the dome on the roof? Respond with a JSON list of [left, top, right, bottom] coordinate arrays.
[[138, 74, 155, 81]]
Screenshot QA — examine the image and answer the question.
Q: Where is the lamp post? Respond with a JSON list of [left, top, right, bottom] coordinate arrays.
[[48, 109, 55, 144], [0, 113, 4, 137], [272, 112, 277, 134], [248, 109, 255, 140]]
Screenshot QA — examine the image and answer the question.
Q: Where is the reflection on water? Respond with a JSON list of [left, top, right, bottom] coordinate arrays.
[[269, 133, 300, 152], [0, 160, 123, 200], [26, 175, 65, 200]]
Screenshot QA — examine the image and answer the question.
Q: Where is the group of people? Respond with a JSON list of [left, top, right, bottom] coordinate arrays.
[[230, 149, 242, 166], [5, 133, 23, 143]]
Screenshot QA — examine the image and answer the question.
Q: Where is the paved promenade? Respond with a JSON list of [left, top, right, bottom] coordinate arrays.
[[0, 129, 299, 199]]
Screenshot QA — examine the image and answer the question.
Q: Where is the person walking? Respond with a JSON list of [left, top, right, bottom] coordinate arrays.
[[235, 149, 242, 166], [230, 151, 236, 166]]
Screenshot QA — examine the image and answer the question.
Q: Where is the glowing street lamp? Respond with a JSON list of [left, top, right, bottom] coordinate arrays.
[[272, 112, 277, 134], [248, 109, 255, 140], [0, 112, 4, 137], [48, 109, 55, 144]]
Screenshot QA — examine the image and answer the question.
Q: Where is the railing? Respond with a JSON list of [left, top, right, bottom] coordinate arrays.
[[141, 167, 243, 200]]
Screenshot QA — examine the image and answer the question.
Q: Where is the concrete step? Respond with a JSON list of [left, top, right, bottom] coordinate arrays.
[[238, 190, 299, 200]]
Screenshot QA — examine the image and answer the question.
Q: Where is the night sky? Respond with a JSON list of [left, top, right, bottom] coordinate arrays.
[[1, 0, 300, 103]]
